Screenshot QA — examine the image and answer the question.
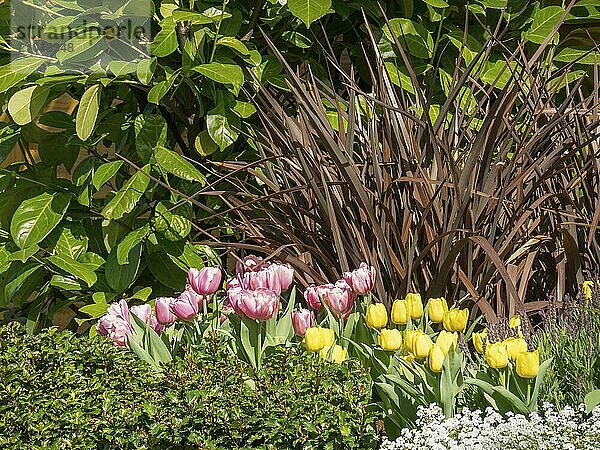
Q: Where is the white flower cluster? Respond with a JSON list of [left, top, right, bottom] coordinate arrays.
[[380, 403, 600, 450]]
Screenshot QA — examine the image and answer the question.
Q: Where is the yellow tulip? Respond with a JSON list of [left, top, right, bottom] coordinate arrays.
[[379, 328, 403, 351], [403, 329, 421, 353], [509, 315, 521, 329], [406, 293, 424, 319], [427, 297, 448, 323], [305, 327, 335, 352], [413, 333, 433, 359], [366, 303, 388, 329], [516, 350, 540, 378], [472, 329, 488, 354], [583, 281, 594, 300], [391, 299, 409, 324], [320, 344, 348, 363], [485, 342, 508, 369], [428, 344, 445, 373], [436, 331, 458, 355], [443, 309, 469, 332], [504, 337, 528, 361]]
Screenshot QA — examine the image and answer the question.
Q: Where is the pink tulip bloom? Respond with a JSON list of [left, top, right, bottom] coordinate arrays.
[[343, 262, 376, 295], [237, 288, 279, 321], [269, 263, 294, 293], [321, 280, 356, 319], [236, 255, 268, 276], [226, 286, 243, 315], [155, 297, 176, 325], [183, 284, 207, 307], [304, 285, 322, 310], [188, 266, 222, 295], [242, 267, 279, 294], [226, 276, 241, 290], [131, 304, 164, 334], [292, 308, 315, 336], [171, 289, 199, 321], [97, 299, 133, 346]]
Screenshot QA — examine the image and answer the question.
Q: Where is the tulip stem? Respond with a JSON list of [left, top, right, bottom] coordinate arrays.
[[338, 316, 344, 346], [527, 381, 532, 405]]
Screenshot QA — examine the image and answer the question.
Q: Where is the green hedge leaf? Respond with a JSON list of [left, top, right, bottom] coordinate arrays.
[[101, 165, 151, 220], [288, 0, 332, 27], [522, 6, 565, 44], [76, 84, 102, 141], [192, 63, 244, 95], [8, 85, 50, 126], [47, 254, 97, 287], [0, 57, 45, 94], [154, 146, 206, 184]]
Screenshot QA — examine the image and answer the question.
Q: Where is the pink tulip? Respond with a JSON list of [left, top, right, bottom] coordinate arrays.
[[343, 262, 376, 295], [171, 289, 199, 321], [292, 308, 315, 336], [131, 304, 164, 334], [321, 280, 356, 319], [226, 276, 241, 290], [183, 284, 207, 307], [226, 287, 243, 315], [97, 299, 133, 346], [236, 255, 267, 276], [188, 266, 222, 295], [242, 267, 279, 294], [304, 285, 322, 310], [237, 288, 279, 321], [155, 297, 176, 325], [269, 263, 294, 293]]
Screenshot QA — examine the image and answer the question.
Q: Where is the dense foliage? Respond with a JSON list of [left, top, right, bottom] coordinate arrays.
[[0, 323, 376, 449]]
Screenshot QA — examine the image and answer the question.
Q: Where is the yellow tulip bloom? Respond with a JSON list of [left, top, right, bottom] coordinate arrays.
[[427, 297, 448, 323], [428, 344, 445, 373], [443, 309, 469, 332], [436, 331, 458, 355], [516, 350, 540, 378], [391, 299, 409, 324], [379, 328, 403, 351], [504, 337, 528, 361], [485, 342, 508, 369], [366, 303, 388, 329], [305, 327, 335, 352], [472, 329, 488, 354], [404, 329, 421, 353], [406, 293, 424, 319], [413, 333, 433, 359], [320, 344, 348, 363]]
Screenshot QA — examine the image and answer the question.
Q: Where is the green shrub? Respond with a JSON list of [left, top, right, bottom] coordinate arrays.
[[0, 323, 376, 449]]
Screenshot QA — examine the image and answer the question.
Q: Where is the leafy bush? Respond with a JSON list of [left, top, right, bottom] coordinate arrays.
[[379, 403, 600, 450], [0, 322, 376, 449], [536, 290, 600, 409]]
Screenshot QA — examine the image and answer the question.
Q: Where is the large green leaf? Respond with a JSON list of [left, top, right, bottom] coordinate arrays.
[[192, 63, 244, 95], [117, 225, 150, 264], [384, 19, 434, 59], [149, 20, 178, 57], [8, 85, 50, 126], [76, 84, 102, 141], [288, 0, 332, 27], [0, 57, 46, 94], [522, 6, 565, 44], [105, 242, 142, 292], [154, 146, 206, 184], [47, 222, 88, 260], [47, 254, 97, 287], [10, 192, 71, 249], [0, 262, 47, 308], [101, 165, 151, 220], [135, 114, 167, 163], [92, 161, 123, 190], [206, 106, 240, 150]]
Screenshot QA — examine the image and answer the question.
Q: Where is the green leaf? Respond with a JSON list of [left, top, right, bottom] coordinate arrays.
[[47, 254, 97, 287], [384, 18, 434, 59], [116, 225, 150, 264], [0, 57, 46, 94], [8, 85, 50, 126], [101, 166, 151, 220], [555, 48, 600, 65], [154, 146, 206, 184], [105, 242, 142, 292], [522, 6, 565, 44], [50, 223, 88, 260], [585, 389, 600, 413], [153, 202, 192, 242], [92, 161, 123, 190], [149, 20, 178, 57], [135, 114, 167, 163], [0, 262, 46, 308], [136, 58, 157, 85], [194, 130, 219, 156], [76, 84, 102, 141], [232, 101, 256, 119], [79, 301, 109, 318], [10, 192, 71, 249], [206, 106, 240, 150], [216, 37, 250, 56], [192, 63, 244, 95], [56, 33, 106, 63], [9, 245, 39, 263], [423, 0, 448, 7], [288, 0, 332, 27]]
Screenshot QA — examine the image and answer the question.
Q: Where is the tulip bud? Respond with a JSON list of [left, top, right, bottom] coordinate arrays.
[[391, 299, 409, 324], [291, 309, 314, 336], [427, 297, 448, 323], [320, 344, 348, 363], [366, 303, 388, 329], [130, 304, 164, 334], [516, 350, 540, 379], [442, 308, 469, 332], [473, 329, 488, 354], [406, 293, 424, 319], [305, 327, 335, 352], [413, 333, 433, 359], [504, 337, 528, 361], [485, 342, 508, 369], [188, 266, 222, 296], [343, 262, 376, 295], [304, 285, 323, 311], [238, 288, 279, 321], [321, 280, 356, 319], [428, 344, 445, 373], [379, 328, 402, 351], [154, 297, 176, 325], [435, 330, 457, 355], [269, 263, 295, 293], [236, 255, 265, 276], [171, 290, 199, 321]]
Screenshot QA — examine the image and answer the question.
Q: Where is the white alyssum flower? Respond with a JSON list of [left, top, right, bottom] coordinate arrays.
[[379, 403, 600, 450]]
